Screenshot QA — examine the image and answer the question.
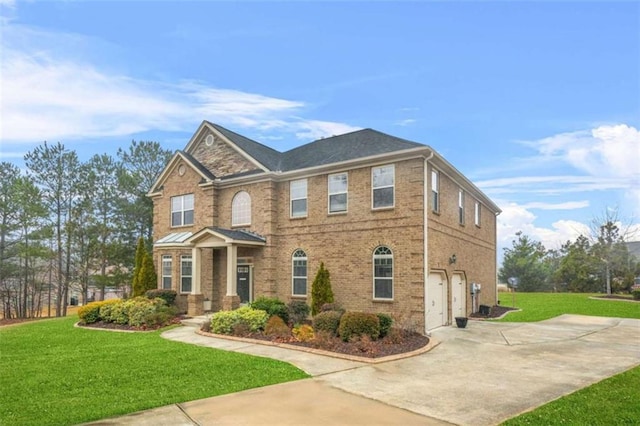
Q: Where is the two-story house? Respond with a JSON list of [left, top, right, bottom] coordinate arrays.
[[149, 121, 501, 332]]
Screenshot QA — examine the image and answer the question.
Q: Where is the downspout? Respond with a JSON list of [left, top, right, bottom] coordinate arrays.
[[423, 151, 434, 334]]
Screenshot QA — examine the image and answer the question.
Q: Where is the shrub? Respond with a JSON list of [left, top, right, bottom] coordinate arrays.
[[632, 289, 640, 301], [105, 301, 129, 325], [78, 300, 118, 324], [146, 289, 177, 306], [131, 236, 145, 297], [124, 297, 164, 327], [210, 307, 269, 335], [320, 302, 344, 314], [143, 305, 178, 328], [311, 262, 334, 315], [338, 311, 380, 342], [377, 313, 393, 338], [251, 297, 289, 324], [138, 251, 158, 296], [288, 300, 310, 325], [264, 315, 291, 338], [292, 324, 314, 342], [313, 310, 342, 336]]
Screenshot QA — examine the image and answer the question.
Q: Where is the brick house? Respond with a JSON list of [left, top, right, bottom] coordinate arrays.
[[149, 121, 501, 332]]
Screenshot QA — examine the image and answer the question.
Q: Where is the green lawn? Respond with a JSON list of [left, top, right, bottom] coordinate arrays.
[[497, 292, 640, 425], [502, 365, 640, 425], [497, 292, 640, 322], [0, 317, 309, 426]]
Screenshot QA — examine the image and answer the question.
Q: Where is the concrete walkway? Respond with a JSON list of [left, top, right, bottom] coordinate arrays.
[[84, 315, 640, 426]]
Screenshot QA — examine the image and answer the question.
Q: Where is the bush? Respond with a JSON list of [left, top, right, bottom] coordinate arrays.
[[311, 262, 334, 316], [320, 302, 345, 314], [104, 301, 129, 325], [632, 289, 640, 301], [377, 313, 393, 338], [313, 311, 342, 336], [146, 289, 177, 306], [338, 311, 380, 342], [288, 300, 310, 325], [264, 315, 291, 338], [251, 297, 289, 324], [126, 297, 165, 328], [210, 307, 269, 335], [292, 324, 314, 342], [78, 299, 119, 324]]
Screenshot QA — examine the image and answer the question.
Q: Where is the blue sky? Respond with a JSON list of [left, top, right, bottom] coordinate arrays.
[[1, 0, 639, 254]]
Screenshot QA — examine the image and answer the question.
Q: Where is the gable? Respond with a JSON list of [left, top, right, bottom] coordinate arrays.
[[188, 131, 263, 178], [148, 151, 215, 194]]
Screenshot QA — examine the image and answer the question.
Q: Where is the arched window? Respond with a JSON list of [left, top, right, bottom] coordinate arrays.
[[292, 249, 308, 296], [231, 191, 251, 226], [373, 246, 393, 300]]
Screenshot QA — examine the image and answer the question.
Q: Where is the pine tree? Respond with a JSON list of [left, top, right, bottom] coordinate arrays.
[[132, 237, 145, 296], [139, 251, 158, 295], [311, 262, 334, 315]]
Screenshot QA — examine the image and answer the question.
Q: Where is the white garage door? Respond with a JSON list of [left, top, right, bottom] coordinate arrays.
[[426, 272, 447, 331], [451, 273, 466, 320]]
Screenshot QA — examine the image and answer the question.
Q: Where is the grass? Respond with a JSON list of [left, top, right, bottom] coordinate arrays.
[[0, 317, 309, 426], [497, 292, 640, 322], [501, 365, 640, 425]]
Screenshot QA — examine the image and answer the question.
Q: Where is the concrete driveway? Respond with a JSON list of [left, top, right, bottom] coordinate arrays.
[[86, 315, 640, 426]]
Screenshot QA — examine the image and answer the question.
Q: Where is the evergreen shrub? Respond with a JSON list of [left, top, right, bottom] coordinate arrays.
[[338, 312, 380, 342], [312, 310, 342, 336], [287, 300, 310, 325], [146, 289, 177, 306], [264, 315, 291, 338], [311, 262, 334, 316], [210, 307, 269, 335], [250, 297, 289, 324], [376, 313, 393, 338]]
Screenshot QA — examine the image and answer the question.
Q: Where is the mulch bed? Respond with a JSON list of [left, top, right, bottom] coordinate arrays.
[[233, 329, 430, 359], [593, 295, 639, 302]]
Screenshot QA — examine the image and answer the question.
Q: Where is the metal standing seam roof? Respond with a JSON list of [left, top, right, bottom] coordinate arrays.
[[155, 232, 193, 244]]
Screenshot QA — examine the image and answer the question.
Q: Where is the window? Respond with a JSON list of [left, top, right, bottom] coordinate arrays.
[[162, 255, 172, 290], [292, 249, 308, 296], [231, 191, 251, 226], [373, 246, 393, 300], [180, 255, 192, 293], [290, 179, 307, 217], [372, 165, 394, 209], [431, 170, 439, 212], [458, 189, 465, 225], [328, 173, 348, 213], [475, 201, 481, 227], [171, 194, 194, 227]]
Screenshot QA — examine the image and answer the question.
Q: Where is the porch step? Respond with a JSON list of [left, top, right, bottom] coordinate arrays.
[[181, 315, 209, 328]]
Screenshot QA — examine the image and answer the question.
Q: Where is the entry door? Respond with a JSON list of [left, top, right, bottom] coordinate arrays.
[[426, 272, 447, 331], [451, 273, 466, 320], [237, 266, 252, 304]]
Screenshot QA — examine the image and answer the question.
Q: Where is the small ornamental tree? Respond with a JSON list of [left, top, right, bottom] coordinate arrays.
[[131, 237, 145, 296], [139, 251, 158, 295], [311, 262, 334, 316]]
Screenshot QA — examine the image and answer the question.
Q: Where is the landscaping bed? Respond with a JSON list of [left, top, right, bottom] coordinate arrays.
[[469, 304, 519, 319]]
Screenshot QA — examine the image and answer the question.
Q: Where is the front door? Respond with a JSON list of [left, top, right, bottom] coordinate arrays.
[[237, 266, 251, 304]]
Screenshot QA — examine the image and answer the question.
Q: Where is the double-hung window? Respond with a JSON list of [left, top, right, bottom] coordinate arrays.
[[373, 246, 393, 300], [162, 255, 172, 290], [171, 194, 194, 227], [290, 179, 308, 218], [431, 170, 440, 213], [292, 249, 308, 296], [328, 173, 348, 213], [180, 255, 192, 293], [372, 165, 394, 209], [475, 201, 481, 227], [458, 189, 465, 225]]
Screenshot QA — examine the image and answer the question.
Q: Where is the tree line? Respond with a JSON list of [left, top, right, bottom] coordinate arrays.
[[0, 141, 172, 319], [499, 215, 640, 294]]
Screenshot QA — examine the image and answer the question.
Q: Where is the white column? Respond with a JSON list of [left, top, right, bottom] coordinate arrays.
[[191, 247, 201, 295], [226, 245, 237, 296]]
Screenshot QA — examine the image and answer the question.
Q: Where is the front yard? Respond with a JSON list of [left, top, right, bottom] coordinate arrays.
[[0, 317, 308, 426]]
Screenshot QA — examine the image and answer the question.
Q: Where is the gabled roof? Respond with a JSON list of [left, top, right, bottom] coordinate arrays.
[[148, 151, 215, 194], [186, 227, 266, 246], [280, 128, 424, 171], [206, 122, 282, 171]]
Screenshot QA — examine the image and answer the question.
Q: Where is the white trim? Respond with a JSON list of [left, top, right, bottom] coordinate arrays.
[[291, 249, 308, 296], [148, 151, 214, 195], [231, 191, 252, 227], [290, 179, 308, 218], [171, 193, 194, 227], [371, 164, 395, 210], [372, 246, 394, 301], [458, 188, 465, 225], [328, 172, 348, 214], [180, 255, 193, 294]]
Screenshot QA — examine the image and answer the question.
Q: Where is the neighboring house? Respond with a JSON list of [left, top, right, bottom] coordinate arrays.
[[149, 121, 501, 332]]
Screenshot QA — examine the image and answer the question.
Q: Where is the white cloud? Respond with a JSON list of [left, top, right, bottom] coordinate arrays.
[[0, 23, 359, 145], [521, 201, 589, 210], [395, 118, 417, 126]]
